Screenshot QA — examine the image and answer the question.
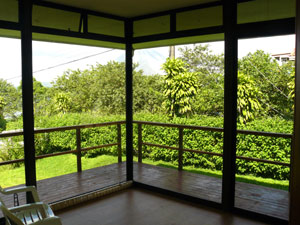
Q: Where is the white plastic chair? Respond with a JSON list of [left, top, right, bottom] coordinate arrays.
[[0, 186, 62, 225]]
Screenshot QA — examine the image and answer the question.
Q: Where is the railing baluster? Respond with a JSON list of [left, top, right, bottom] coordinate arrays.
[[178, 127, 183, 171], [76, 128, 82, 172], [138, 124, 143, 163], [117, 124, 122, 163]]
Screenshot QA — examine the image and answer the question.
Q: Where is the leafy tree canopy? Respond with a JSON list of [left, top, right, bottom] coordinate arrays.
[[0, 78, 20, 120], [162, 58, 198, 117]]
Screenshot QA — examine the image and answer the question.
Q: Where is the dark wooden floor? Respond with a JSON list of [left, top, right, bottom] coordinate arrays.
[[0, 162, 289, 220], [134, 163, 289, 220], [57, 188, 271, 225]]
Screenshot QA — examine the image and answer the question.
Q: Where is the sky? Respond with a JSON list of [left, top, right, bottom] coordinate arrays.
[[0, 34, 295, 87]]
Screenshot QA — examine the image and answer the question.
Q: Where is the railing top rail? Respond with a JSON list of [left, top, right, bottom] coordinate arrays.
[[133, 120, 292, 139], [0, 131, 24, 138], [35, 120, 126, 133], [237, 129, 292, 138], [133, 120, 224, 132], [0, 121, 126, 138], [0, 120, 292, 139]]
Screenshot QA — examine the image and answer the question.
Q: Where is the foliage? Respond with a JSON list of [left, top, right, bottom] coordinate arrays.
[[0, 115, 6, 132], [1, 46, 296, 182], [0, 78, 21, 120], [0, 96, 6, 131], [179, 44, 224, 74], [2, 48, 294, 124], [237, 72, 262, 124], [239, 51, 294, 119], [32, 78, 49, 116], [0, 137, 23, 167], [179, 44, 224, 116], [136, 114, 291, 180], [7, 113, 292, 180], [52, 68, 99, 113], [52, 92, 73, 114], [288, 70, 295, 103], [7, 113, 125, 157], [179, 46, 295, 120], [162, 58, 198, 117], [50, 61, 164, 115]]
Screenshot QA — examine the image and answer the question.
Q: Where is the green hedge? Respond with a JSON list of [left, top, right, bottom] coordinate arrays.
[[5, 113, 292, 180], [134, 114, 292, 180]]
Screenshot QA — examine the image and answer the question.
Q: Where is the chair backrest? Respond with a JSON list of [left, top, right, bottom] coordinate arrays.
[[0, 201, 23, 225], [0, 186, 6, 208]]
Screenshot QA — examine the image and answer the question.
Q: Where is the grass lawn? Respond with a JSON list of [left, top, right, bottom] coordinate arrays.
[[0, 154, 124, 188], [0, 154, 289, 190]]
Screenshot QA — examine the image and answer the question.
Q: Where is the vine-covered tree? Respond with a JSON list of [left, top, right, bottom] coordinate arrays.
[[162, 58, 198, 117], [178, 44, 224, 116], [237, 72, 262, 124]]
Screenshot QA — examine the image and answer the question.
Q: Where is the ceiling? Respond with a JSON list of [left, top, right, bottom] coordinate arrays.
[[44, 0, 218, 18]]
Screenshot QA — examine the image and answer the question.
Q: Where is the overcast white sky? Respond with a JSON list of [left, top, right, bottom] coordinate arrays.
[[0, 34, 295, 86]]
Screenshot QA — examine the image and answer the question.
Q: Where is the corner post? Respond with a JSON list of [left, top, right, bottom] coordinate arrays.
[[222, 0, 238, 211], [125, 19, 134, 181], [19, 0, 36, 203]]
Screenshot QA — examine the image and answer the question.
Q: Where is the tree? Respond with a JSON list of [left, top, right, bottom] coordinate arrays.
[[0, 96, 6, 131], [237, 72, 262, 124], [178, 44, 224, 116], [162, 58, 198, 117], [179, 44, 224, 74], [17, 78, 51, 116], [52, 69, 98, 113], [33, 78, 50, 116], [239, 50, 294, 119], [133, 73, 164, 114], [0, 79, 21, 120], [52, 92, 73, 114], [49, 61, 164, 115]]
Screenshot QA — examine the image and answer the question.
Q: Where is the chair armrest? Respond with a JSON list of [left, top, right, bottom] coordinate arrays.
[[9, 202, 55, 218], [9, 202, 44, 212], [0, 186, 40, 202]]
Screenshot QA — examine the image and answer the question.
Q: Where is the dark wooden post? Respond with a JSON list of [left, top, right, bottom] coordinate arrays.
[[125, 19, 134, 181], [117, 124, 122, 163], [138, 124, 142, 163], [290, 1, 300, 224], [76, 128, 82, 172], [222, 0, 238, 211], [19, 0, 36, 203], [178, 128, 183, 171]]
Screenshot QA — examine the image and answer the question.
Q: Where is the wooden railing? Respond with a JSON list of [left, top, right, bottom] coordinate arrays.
[[0, 120, 292, 172], [134, 121, 292, 170], [0, 121, 125, 172]]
